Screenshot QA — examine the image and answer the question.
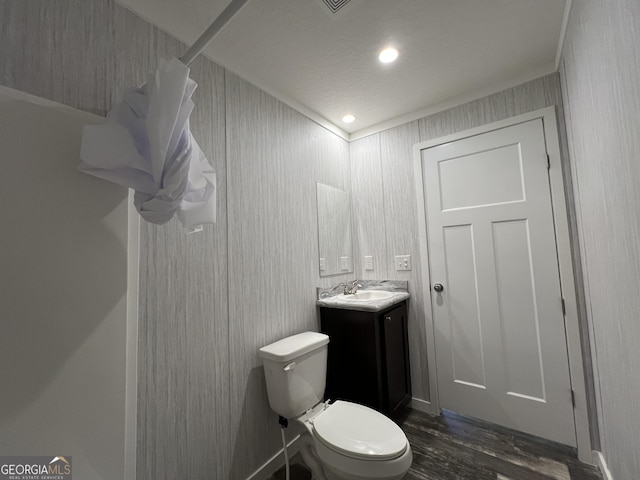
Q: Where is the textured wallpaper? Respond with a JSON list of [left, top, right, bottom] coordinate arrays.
[[1, 1, 351, 479], [560, 0, 640, 477]]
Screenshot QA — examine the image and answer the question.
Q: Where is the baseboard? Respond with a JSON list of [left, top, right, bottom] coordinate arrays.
[[245, 434, 300, 480], [594, 451, 614, 480], [410, 397, 439, 415]]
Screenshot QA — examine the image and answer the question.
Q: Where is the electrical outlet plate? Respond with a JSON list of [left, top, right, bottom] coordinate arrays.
[[395, 255, 411, 271], [340, 256, 349, 271]]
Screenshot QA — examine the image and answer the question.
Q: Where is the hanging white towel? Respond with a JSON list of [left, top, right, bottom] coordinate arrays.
[[79, 58, 216, 228]]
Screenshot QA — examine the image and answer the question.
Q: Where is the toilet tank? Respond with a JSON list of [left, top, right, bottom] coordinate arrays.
[[258, 332, 330, 419]]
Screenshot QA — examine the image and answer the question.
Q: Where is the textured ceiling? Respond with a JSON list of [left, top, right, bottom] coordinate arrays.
[[116, 0, 568, 138]]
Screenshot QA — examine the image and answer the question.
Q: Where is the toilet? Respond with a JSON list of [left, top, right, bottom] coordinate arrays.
[[259, 331, 412, 480]]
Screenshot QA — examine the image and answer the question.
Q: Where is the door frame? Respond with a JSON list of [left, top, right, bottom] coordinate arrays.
[[412, 106, 593, 463]]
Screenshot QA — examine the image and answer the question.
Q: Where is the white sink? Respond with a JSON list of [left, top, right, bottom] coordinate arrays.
[[339, 290, 394, 302]]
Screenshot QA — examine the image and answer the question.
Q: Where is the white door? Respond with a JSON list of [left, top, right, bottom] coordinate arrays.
[[422, 119, 576, 446]]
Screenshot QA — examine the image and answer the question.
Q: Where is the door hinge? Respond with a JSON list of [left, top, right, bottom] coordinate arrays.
[[561, 298, 566, 315], [571, 389, 576, 408], [546, 154, 551, 169]]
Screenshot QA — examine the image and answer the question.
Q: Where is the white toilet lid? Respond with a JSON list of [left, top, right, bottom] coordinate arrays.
[[312, 401, 407, 460]]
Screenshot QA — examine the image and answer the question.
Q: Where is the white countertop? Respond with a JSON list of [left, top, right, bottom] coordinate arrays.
[[316, 291, 409, 312]]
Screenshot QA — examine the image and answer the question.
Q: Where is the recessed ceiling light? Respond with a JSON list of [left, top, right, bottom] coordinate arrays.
[[378, 47, 399, 64], [342, 114, 356, 124]]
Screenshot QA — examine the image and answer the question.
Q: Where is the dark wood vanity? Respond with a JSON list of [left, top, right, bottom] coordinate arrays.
[[319, 300, 412, 419]]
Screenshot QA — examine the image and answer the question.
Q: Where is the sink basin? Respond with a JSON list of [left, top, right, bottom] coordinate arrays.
[[339, 290, 394, 302], [317, 286, 409, 311]]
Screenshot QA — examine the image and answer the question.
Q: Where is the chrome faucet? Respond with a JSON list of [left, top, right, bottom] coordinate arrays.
[[343, 280, 362, 295]]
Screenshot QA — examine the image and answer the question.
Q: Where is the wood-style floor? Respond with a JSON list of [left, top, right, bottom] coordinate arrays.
[[269, 408, 601, 480]]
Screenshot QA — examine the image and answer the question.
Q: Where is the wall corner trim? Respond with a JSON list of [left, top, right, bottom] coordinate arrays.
[[555, 0, 573, 69], [125, 190, 140, 480], [410, 397, 439, 416], [595, 451, 615, 480]]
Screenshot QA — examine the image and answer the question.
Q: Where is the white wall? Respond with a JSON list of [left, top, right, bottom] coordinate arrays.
[[0, 90, 131, 479], [560, 1, 640, 477]]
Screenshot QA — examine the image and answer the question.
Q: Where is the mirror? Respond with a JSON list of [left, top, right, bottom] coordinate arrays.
[[316, 183, 354, 277]]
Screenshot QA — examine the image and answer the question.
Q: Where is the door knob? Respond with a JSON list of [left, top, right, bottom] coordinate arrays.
[[433, 283, 444, 292]]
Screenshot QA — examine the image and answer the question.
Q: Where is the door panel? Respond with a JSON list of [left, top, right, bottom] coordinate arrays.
[[422, 118, 576, 446], [442, 224, 486, 389], [438, 143, 525, 210], [492, 219, 545, 400]]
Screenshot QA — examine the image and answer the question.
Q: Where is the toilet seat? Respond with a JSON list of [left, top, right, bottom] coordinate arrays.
[[311, 401, 408, 460]]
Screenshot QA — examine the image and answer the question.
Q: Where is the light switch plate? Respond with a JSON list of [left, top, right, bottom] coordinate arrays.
[[395, 255, 411, 271], [319, 257, 326, 271], [340, 256, 349, 271], [364, 256, 374, 271]]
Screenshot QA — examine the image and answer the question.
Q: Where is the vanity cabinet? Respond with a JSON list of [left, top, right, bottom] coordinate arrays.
[[319, 301, 411, 419]]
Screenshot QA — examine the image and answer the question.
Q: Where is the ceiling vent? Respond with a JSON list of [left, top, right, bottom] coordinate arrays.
[[313, 0, 359, 16]]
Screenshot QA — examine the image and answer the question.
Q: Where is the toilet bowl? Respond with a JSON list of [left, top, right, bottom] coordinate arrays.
[[258, 332, 412, 480], [297, 400, 412, 480]]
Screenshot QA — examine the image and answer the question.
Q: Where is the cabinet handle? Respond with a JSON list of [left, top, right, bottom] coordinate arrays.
[[385, 316, 392, 321]]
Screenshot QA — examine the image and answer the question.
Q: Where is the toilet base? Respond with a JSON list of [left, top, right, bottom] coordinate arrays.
[[298, 432, 328, 480]]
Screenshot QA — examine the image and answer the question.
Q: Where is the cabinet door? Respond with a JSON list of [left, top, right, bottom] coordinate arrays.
[[321, 308, 384, 411], [382, 304, 411, 417]]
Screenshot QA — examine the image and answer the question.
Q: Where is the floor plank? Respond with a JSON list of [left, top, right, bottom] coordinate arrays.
[[267, 408, 602, 480]]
